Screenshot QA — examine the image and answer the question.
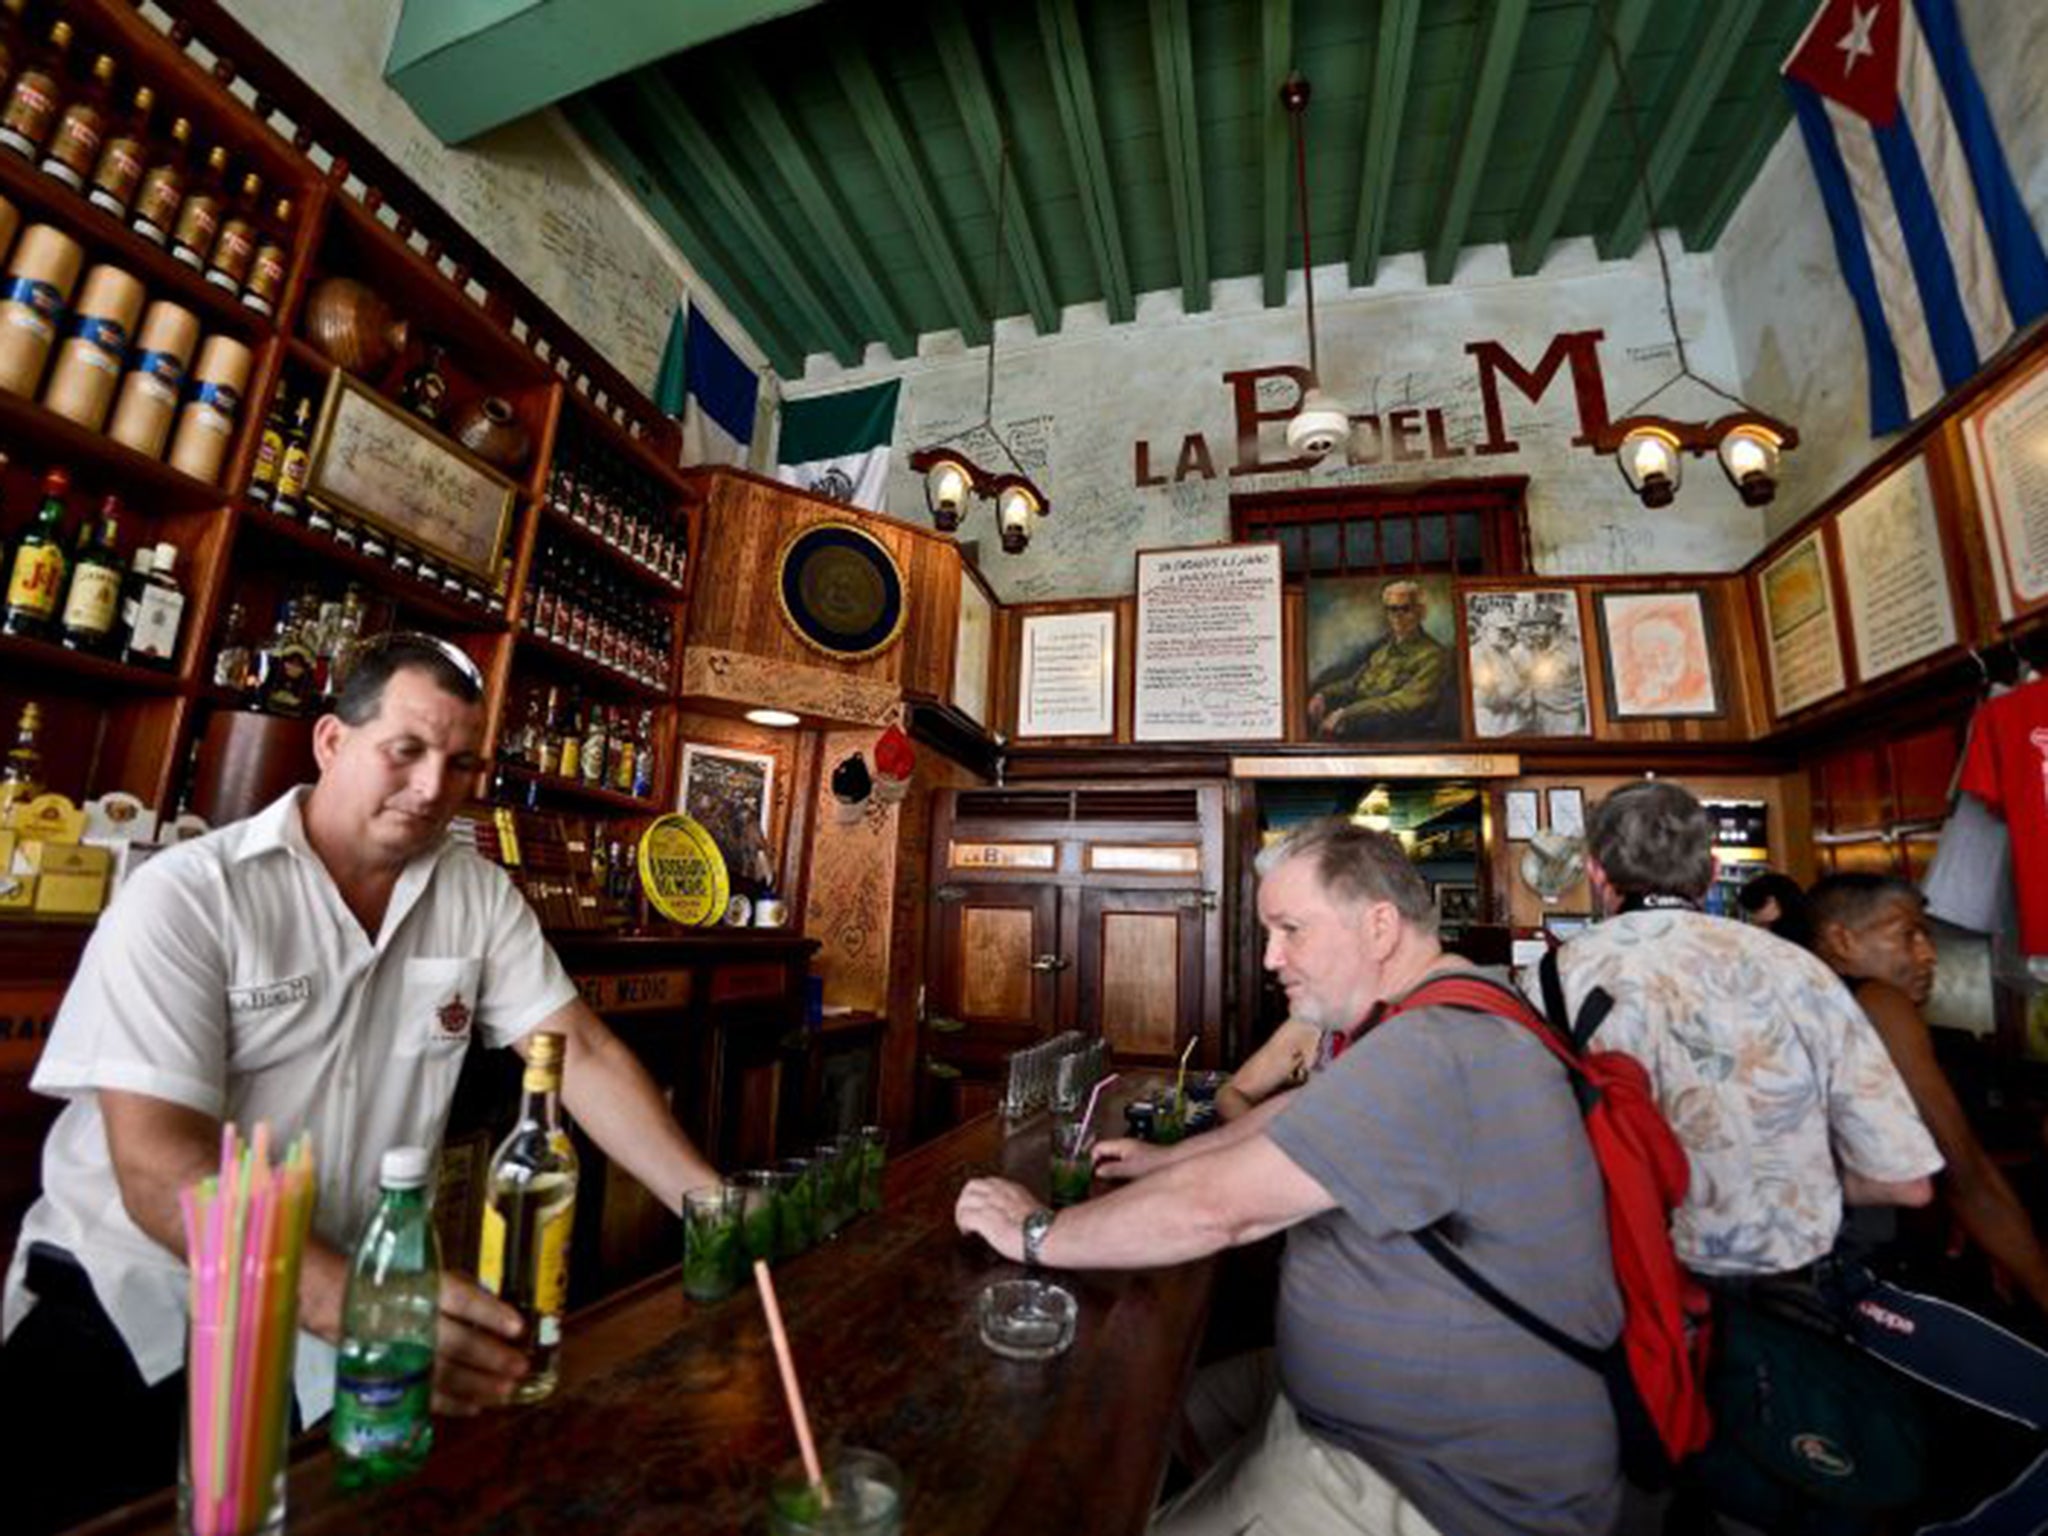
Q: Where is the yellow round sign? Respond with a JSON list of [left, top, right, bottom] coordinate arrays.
[[636, 815, 730, 927]]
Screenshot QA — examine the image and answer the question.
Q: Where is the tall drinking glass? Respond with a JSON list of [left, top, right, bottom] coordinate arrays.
[[733, 1169, 781, 1265], [811, 1140, 851, 1238], [1049, 1116, 1093, 1209], [855, 1125, 886, 1214], [775, 1157, 817, 1257], [682, 1184, 743, 1302]]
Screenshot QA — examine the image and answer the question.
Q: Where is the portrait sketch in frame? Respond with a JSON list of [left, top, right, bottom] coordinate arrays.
[[1464, 587, 1591, 739], [680, 743, 777, 890], [1594, 589, 1723, 719]]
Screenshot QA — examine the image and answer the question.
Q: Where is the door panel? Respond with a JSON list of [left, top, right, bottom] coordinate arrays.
[[961, 906, 1037, 1020], [1077, 887, 1204, 1064], [928, 881, 1062, 1069]]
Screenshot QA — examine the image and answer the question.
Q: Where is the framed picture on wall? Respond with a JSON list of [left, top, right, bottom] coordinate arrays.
[[1504, 789, 1540, 841], [1018, 609, 1117, 738], [1463, 588, 1591, 738], [1547, 787, 1586, 839], [680, 743, 776, 888], [1962, 348, 2048, 620], [1593, 589, 1723, 719], [1757, 531, 1848, 717], [1305, 571, 1462, 742]]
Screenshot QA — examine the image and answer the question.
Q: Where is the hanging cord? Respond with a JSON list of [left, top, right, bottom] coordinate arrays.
[[983, 140, 1011, 425], [1285, 73, 1319, 381]]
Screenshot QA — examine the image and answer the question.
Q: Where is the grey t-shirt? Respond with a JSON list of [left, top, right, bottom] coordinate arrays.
[[1267, 982, 1624, 1536]]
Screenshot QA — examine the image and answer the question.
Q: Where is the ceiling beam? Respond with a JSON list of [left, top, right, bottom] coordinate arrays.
[[386, 0, 828, 145], [720, 52, 916, 360], [1598, 0, 1766, 261], [1426, 0, 1530, 285], [1680, 91, 1793, 251], [628, 72, 863, 367], [561, 96, 804, 379], [1148, 0, 1209, 314], [827, 30, 989, 349], [1350, 0, 1419, 288], [1260, 0, 1293, 308], [1507, 0, 1654, 277], [927, 0, 1061, 336], [1037, 0, 1135, 323]]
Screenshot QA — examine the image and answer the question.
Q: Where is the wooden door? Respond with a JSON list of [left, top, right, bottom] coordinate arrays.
[[927, 881, 1064, 1070], [1075, 886, 1206, 1065]]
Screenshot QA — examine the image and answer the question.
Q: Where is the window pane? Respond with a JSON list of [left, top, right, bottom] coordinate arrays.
[[1417, 515, 1450, 566], [1456, 512, 1484, 570], [1307, 521, 1342, 573], [1380, 519, 1413, 567], [1277, 525, 1306, 576], [1345, 519, 1380, 571]]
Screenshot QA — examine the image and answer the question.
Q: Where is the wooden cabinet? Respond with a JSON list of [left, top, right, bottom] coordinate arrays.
[[920, 783, 1226, 1130]]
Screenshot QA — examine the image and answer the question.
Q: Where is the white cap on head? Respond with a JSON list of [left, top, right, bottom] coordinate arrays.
[[380, 1145, 431, 1188]]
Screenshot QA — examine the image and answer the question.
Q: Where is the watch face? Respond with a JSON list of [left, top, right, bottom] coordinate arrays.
[[1023, 1209, 1054, 1264]]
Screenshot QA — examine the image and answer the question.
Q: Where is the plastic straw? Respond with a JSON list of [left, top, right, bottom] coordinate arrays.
[[1173, 1036, 1198, 1110], [753, 1259, 831, 1508], [1078, 1072, 1121, 1142]]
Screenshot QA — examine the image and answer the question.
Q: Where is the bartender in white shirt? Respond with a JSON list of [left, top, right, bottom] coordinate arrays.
[[0, 633, 720, 1534]]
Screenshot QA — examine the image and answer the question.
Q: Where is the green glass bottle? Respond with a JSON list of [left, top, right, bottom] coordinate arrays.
[[2, 470, 70, 640], [332, 1146, 439, 1487], [59, 497, 123, 654]]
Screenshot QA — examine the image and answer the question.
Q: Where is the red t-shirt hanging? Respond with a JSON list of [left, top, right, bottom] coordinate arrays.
[[1960, 678, 2048, 956]]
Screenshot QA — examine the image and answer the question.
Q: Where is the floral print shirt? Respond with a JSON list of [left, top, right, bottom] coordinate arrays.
[[1553, 910, 1942, 1276]]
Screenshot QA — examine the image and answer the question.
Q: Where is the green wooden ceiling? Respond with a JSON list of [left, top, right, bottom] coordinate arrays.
[[553, 0, 1813, 379]]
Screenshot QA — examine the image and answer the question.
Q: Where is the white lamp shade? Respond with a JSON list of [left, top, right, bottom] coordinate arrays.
[[1717, 422, 1783, 505], [1617, 424, 1683, 506]]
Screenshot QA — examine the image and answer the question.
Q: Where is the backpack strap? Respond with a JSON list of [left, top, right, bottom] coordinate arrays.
[[1412, 1226, 1606, 1373], [1539, 945, 1613, 1052], [1386, 973, 1582, 1082]]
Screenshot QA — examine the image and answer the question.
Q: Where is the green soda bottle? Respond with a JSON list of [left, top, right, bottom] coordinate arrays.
[[332, 1146, 439, 1487]]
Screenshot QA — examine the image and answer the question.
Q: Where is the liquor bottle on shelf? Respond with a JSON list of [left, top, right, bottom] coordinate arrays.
[[555, 690, 582, 783], [169, 145, 231, 270], [130, 114, 191, 245], [273, 397, 314, 517], [85, 83, 154, 218], [211, 599, 253, 694], [535, 685, 562, 777], [204, 172, 264, 293], [608, 708, 635, 795], [630, 710, 656, 800], [0, 697, 43, 811], [399, 342, 448, 423], [0, 19, 70, 161], [477, 1031, 578, 1405], [0, 0, 29, 99], [40, 50, 114, 191], [121, 541, 185, 670], [332, 1145, 439, 1488], [247, 394, 288, 508], [579, 704, 607, 790], [240, 198, 293, 317], [251, 595, 316, 715], [58, 495, 122, 654], [3, 468, 69, 640]]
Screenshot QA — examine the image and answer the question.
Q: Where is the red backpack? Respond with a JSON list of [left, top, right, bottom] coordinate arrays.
[[1375, 958, 1713, 1486]]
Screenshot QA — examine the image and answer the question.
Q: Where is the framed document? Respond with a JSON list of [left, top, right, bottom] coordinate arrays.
[[1018, 609, 1116, 738], [1134, 543, 1283, 743], [1962, 353, 2048, 619], [1593, 589, 1722, 719], [306, 372, 518, 580], [1835, 456, 1956, 682], [1757, 531, 1847, 718], [1504, 789, 1540, 841], [952, 567, 995, 727], [1547, 787, 1586, 838]]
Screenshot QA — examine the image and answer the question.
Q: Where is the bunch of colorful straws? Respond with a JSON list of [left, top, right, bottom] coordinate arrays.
[[178, 1124, 317, 1536]]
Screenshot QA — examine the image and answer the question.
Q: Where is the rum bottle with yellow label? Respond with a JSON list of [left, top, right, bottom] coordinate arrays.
[[477, 1030, 577, 1403]]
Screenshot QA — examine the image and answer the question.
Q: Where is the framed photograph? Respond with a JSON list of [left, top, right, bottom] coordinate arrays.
[[306, 370, 518, 580], [1594, 589, 1723, 719], [1434, 883, 1479, 926], [680, 744, 776, 887], [952, 566, 995, 727], [1018, 609, 1117, 738], [1464, 587, 1590, 738], [1134, 543, 1283, 741], [1305, 571, 1462, 742], [1547, 787, 1586, 839], [1962, 349, 2048, 619], [1504, 789, 1540, 841], [1757, 531, 1847, 717]]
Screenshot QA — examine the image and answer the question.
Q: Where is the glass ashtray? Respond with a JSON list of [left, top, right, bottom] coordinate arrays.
[[977, 1278, 1077, 1361]]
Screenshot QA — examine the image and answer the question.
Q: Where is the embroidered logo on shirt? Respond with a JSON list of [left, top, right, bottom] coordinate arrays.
[[226, 976, 312, 1012], [435, 995, 473, 1041]]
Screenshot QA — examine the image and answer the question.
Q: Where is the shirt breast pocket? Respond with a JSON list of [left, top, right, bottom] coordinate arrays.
[[224, 974, 317, 1073], [398, 957, 485, 1059]]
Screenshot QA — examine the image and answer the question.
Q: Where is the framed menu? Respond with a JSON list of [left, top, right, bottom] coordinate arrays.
[[1834, 456, 1956, 682], [1963, 352, 2048, 619], [1018, 609, 1115, 738], [1133, 543, 1284, 742], [1758, 530, 1847, 717], [306, 371, 518, 580]]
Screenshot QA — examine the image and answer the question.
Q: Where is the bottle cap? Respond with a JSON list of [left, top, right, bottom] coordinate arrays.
[[152, 541, 177, 572], [380, 1145, 431, 1188], [527, 1031, 566, 1069]]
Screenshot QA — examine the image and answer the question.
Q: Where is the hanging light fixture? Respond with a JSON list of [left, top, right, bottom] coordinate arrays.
[[906, 142, 1050, 553], [1585, 20, 1797, 507], [1280, 73, 1351, 461]]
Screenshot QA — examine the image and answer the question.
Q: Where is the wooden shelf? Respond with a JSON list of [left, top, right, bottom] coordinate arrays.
[[0, 632, 186, 694], [514, 628, 669, 701], [0, 386, 236, 512], [536, 500, 686, 600], [0, 145, 274, 346], [237, 503, 510, 632], [561, 388, 688, 495], [495, 763, 662, 814]]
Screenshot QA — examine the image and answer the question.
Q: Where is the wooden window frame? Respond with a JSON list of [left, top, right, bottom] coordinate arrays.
[[1228, 477, 1531, 581]]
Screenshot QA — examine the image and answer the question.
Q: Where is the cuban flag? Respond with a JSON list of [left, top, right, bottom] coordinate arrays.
[[1783, 0, 2048, 435], [655, 304, 759, 468]]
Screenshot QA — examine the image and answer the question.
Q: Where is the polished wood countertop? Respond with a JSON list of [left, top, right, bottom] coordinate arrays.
[[80, 1083, 1215, 1536]]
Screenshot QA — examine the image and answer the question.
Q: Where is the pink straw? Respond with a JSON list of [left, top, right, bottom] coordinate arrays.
[[753, 1259, 831, 1508], [1078, 1072, 1121, 1142]]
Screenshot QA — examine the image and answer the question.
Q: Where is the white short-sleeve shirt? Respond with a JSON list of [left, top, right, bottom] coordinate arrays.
[[1, 788, 580, 1421]]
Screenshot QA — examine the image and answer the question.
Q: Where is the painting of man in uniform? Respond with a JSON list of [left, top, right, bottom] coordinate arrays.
[[1465, 589, 1590, 738], [1305, 573, 1462, 742], [1596, 589, 1722, 719]]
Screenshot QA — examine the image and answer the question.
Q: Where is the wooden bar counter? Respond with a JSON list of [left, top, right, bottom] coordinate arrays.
[[80, 1084, 1214, 1536]]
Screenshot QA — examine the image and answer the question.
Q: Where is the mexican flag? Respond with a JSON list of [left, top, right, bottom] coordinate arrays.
[[774, 379, 900, 511]]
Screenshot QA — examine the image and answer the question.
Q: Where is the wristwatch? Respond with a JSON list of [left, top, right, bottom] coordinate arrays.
[[1021, 1208, 1056, 1267]]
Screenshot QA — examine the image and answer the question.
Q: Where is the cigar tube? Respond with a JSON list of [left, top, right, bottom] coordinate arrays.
[[107, 300, 200, 457], [42, 262, 145, 430], [166, 333, 251, 484], [0, 223, 82, 396], [0, 195, 20, 275]]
